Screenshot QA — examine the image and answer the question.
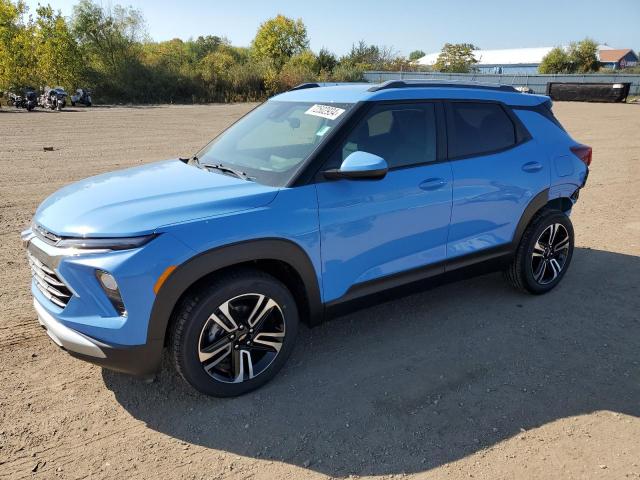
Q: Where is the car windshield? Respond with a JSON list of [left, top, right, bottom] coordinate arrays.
[[195, 100, 354, 186]]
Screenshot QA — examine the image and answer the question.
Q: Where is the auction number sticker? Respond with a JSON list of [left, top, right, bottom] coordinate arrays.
[[305, 104, 345, 121]]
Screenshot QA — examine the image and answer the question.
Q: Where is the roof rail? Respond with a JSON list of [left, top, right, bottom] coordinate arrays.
[[289, 83, 321, 91], [288, 82, 370, 92], [367, 80, 518, 93]]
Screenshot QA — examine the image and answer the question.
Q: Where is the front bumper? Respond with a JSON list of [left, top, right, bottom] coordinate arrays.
[[32, 295, 163, 376], [22, 227, 196, 377], [34, 297, 106, 358]]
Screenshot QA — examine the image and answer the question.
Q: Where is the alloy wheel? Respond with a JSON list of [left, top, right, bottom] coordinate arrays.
[[531, 223, 570, 285], [197, 293, 285, 383]]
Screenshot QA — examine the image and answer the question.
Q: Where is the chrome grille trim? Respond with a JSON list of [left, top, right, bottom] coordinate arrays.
[[28, 253, 59, 278], [33, 223, 62, 245], [32, 273, 70, 299], [26, 250, 72, 309]]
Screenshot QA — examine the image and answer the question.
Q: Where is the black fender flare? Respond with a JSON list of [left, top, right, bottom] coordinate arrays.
[[511, 188, 550, 249], [146, 238, 323, 346]]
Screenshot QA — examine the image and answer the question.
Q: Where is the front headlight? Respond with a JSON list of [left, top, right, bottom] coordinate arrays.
[[56, 234, 157, 251]]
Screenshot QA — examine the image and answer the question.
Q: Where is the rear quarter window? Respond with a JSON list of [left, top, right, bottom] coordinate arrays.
[[446, 102, 517, 158]]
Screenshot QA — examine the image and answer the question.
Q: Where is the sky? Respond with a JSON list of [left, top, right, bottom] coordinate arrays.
[[23, 0, 640, 56]]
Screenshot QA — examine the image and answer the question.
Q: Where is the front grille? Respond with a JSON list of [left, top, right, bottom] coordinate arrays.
[[27, 251, 71, 308]]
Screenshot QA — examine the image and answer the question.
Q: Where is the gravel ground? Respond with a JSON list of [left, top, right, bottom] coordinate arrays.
[[0, 102, 638, 480]]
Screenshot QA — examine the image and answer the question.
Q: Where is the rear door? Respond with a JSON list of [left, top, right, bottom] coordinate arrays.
[[315, 102, 453, 303], [445, 101, 548, 260]]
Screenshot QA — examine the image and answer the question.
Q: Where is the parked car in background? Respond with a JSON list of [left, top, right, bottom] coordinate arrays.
[[71, 88, 92, 107], [22, 81, 591, 397]]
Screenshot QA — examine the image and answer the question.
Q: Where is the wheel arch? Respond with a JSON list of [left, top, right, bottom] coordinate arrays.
[[512, 188, 576, 249], [146, 238, 323, 349]]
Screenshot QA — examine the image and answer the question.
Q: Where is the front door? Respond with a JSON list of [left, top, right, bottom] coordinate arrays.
[[315, 102, 453, 303]]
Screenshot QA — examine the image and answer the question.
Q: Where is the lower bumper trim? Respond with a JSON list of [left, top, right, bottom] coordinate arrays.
[[33, 298, 106, 358], [33, 298, 164, 377]]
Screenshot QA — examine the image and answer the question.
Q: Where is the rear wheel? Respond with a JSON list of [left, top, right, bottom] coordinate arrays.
[[169, 268, 299, 397], [504, 210, 574, 294]]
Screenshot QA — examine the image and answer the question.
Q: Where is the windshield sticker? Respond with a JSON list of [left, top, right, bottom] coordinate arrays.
[[316, 125, 331, 136], [305, 104, 345, 121]]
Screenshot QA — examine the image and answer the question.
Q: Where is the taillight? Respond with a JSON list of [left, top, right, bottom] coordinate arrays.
[[570, 144, 592, 166]]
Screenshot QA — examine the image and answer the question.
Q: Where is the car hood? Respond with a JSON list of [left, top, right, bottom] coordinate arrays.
[[34, 160, 279, 237]]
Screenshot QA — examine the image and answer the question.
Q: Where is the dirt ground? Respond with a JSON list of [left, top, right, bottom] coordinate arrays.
[[0, 102, 638, 480]]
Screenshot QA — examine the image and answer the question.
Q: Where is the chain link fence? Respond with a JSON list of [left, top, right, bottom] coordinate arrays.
[[363, 71, 640, 95]]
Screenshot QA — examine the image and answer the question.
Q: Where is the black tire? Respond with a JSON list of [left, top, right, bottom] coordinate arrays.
[[71, 101, 75, 106], [169, 268, 299, 397], [504, 210, 574, 294]]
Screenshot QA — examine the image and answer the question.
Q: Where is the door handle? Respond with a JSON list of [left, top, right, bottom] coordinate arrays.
[[522, 161, 543, 173], [419, 178, 447, 191]]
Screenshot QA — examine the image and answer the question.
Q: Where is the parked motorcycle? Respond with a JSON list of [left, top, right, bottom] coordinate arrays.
[[7, 92, 22, 108], [70, 88, 92, 107], [39, 87, 68, 111], [23, 88, 37, 111]]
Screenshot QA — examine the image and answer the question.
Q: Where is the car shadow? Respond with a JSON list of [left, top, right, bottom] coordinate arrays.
[[103, 247, 640, 476]]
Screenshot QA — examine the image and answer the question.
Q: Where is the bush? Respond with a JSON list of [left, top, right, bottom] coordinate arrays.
[[539, 39, 599, 74], [330, 64, 365, 82]]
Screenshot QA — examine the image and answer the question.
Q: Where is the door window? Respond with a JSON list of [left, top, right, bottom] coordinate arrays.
[[446, 102, 516, 158], [334, 103, 438, 169]]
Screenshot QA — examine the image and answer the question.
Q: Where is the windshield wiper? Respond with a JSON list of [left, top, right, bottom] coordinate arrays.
[[204, 163, 254, 181], [180, 155, 202, 168]]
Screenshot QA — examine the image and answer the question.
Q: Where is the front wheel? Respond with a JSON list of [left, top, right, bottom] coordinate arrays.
[[504, 210, 574, 294], [169, 268, 299, 396]]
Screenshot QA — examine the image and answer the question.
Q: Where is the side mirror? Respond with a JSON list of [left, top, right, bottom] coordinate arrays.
[[324, 151, 388, 180]]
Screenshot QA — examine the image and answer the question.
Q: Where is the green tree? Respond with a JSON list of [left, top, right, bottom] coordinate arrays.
[[34, 4, 83, 89], [189, 35, 226, 61], [317, 47, 337, 73], [568, 38, 599, 73], [198, 50, 235, 83], [539, 47, 572, 73], [341, 41, 380, 69], [197, 49, 235, 100], [433, 43, 478, 73], [72, 0, 145, 76], [329, 64, 364, 82], [0, 0, 36, 90], [340, 41, 400, 70], [409, 49, 425, 62], [251, 14, 308, 69], [71, 0, 148, 99], [539, 40, 599, 74]]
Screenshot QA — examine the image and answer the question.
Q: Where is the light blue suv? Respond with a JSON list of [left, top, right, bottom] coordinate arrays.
[[22, 81, 591, 396]]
